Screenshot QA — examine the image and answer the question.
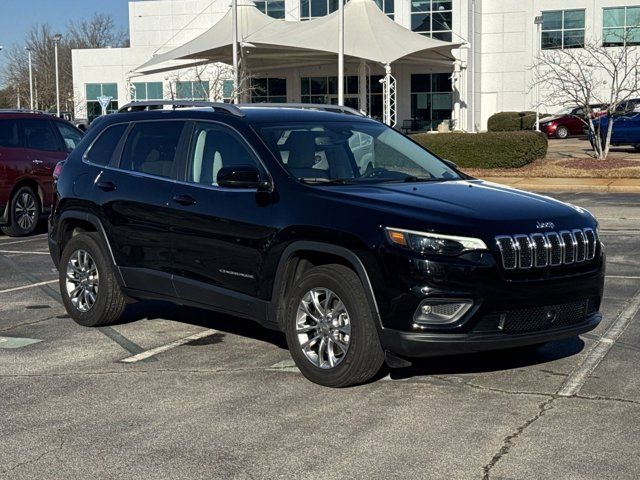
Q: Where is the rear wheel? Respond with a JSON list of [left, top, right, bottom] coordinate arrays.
[[59, 232, 127, 327], [555, 125, 569, 139], [1, 186, 40, 237], [284, 264, 384, 387]]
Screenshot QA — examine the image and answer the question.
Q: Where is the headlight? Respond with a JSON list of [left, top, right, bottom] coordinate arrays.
[[385, 227, 487, 256]]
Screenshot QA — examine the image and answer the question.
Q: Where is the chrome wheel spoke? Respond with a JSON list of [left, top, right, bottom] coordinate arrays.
[[310, 290, 325, 316], [65, 249, 99, 313]]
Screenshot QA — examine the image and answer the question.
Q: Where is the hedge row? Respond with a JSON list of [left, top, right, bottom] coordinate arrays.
[[411, 131, 548, 169], [487, 111, 551, 132]]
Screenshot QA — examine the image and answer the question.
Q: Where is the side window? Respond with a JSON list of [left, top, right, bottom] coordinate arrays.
[[85, 124, 128, 166], [0, 120, 20, 148], [21, 119, 59, 152], [187, 123, 260, 186], [55, 122, 84, 152], [120, 121, 185, 179]]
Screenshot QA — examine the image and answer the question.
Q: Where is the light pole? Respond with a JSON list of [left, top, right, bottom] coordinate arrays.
[[25, 47, 34, 110], [53, 33, 62, 117], [534, 15, 543, 132]]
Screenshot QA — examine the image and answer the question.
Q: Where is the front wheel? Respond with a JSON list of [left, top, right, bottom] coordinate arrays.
[[284, 264, 385, 387], [59, 232, 127, 327], [555, 125, 569, 139]]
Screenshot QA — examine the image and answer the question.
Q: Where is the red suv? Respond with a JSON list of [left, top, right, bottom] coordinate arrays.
[[0, 112, 84, 237]]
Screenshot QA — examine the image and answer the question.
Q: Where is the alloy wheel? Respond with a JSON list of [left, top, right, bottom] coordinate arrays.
[[65, 249, 99, 312], [296, 287, 351, 369], [14, 192, 37, 231]]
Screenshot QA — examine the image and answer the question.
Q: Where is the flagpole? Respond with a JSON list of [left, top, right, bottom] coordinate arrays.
[[338, 0, 344, 106]]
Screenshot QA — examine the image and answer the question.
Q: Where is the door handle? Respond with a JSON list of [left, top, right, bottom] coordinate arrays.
[[172, 194, 197, 206], [32, 159, 44, 165], [97, 181, 117, 192]]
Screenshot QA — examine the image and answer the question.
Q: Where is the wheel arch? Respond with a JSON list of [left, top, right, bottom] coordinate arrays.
[[269, 241, 382, 331]]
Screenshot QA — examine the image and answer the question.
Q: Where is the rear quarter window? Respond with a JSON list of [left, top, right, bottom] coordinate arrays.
[[0, 120, 20, 148], [84, 124, 128, 166]]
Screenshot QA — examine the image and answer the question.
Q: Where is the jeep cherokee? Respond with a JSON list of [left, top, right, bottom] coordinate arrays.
[[48, 102, 605, 387]]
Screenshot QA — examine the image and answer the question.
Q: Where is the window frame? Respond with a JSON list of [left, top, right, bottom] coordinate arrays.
[[374, 0, 394, 19], [174, 120, 273, 192], [251, 77, 288, 103], [540, 9, 586, 50], [300, 0, 340, 20], [410, 73, 453, 131], [131, 82, 164, 101], [411, 0, 453, 42], [603, 6, 640, 47], [82, 122, 131, 168], [254, 0, 285, 19], [19, 118, 63, 153], [175, 81, 211, 101]]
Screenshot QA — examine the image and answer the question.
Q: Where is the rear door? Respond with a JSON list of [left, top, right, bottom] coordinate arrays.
[[91, 120, 189, 295], [19, 118, 67, 210], [167, 120, 274, 303], [0, 119, 25, 213]]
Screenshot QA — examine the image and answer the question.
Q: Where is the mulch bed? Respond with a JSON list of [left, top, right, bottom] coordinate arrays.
[[556, 158, 640, 170]]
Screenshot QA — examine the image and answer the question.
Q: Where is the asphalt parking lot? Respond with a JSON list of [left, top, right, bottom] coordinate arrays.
[[1, 192, 639, 480]]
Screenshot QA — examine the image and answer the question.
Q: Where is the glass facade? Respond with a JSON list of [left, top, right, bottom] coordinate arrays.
[[254, 0, 285, 19], [300, 76, 360, 109], [374, 0, 394, 19], [603, 6, 640, 46], [86, 83, 118, 122], [175, 81, 210, 100], [411, 0, 452, 41], [251, 78, 287, 103], [300, 0, 340, 20], [410, 73, 452, 131], [541, 10, 585, 49], [132, 82, 164, 101]]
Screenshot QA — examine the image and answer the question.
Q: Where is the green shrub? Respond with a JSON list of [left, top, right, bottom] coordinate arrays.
[[410, 131, 548, 169], [488, 111, 551, 132]]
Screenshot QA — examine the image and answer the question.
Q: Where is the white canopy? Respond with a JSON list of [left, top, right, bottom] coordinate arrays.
[[135, 0, 462, 75]]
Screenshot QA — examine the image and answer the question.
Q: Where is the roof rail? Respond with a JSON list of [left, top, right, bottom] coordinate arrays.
[[239, 103, 367, 117], [0, 109, 49, 115], [117, 100, 245, 117]]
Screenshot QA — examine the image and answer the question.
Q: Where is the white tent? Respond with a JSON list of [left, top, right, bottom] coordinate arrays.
[[134, 0, 463, 125]]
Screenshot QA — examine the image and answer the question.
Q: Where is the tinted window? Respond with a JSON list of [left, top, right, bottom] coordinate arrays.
[[0, 120, 20, 147], [85, 124, 128, 166], [120, 121, 185, 179], [55, 122, 84, 152], [21, 119, 59, 152], [187, 123, 259, 186]]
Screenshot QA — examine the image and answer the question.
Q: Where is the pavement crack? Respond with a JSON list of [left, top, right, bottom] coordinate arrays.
[[574, 393, 640, 406], [1, 430, 65, 475], [482, 397, 556, 480]]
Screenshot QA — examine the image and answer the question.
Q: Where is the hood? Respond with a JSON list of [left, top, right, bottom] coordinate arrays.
[[540, 115, 563, 124], [319, 180, 596, 240]]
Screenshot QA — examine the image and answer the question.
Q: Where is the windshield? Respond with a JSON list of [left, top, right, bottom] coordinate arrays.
[[256, 121, 460, 184], [554, 106, 576, 116]]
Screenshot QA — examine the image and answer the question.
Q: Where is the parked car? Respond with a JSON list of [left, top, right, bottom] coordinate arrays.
[[0, 111, 84, 237], [592, 99, 640, 151], [539, 104, 607, 139], [48, 102, 604, 387]]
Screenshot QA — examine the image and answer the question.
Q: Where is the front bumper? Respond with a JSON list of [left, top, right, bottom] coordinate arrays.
[[380, 312, 601, 358]]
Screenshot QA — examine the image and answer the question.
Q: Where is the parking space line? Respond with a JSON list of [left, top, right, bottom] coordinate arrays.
[[99, 326, 157, 363], [120, 329, 218, 364], [0, 250, 50, 255], [0, 236, 47, 246], [607, 275, 640, 280], [0, 279, 58, 294], [558, 286, 640, 397]]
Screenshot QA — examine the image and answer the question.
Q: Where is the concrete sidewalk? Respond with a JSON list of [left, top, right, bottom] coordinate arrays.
[[481, 176, 640, 193]]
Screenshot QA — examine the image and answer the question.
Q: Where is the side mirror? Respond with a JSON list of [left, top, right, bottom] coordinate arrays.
[[441, 158, 458, 170], [217, 165, 270, 190]]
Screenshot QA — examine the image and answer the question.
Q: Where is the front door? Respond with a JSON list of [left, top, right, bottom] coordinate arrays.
[[94, 120, 189, 295], [167, 121, 274, 304]]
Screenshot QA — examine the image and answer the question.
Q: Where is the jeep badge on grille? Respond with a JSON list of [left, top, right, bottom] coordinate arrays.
[[536, 221, 555, 229]]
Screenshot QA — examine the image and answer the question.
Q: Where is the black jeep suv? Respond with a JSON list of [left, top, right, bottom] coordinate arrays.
[[48, 102, 605, 387]]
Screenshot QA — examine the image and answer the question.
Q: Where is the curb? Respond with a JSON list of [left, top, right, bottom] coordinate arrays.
[[480, 177, 640, 193]]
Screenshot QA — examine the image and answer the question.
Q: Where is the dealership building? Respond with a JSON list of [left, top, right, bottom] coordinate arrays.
[[72, 0, 640, 131]]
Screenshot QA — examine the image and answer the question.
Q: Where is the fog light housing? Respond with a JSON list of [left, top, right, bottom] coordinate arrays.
[[413, 299, 473, 326]]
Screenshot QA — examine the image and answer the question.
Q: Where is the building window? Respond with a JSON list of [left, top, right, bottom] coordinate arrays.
[[411, 0, 452, 42], [175, 81, 210, 100], [300, 76, 360, 109], [254, 0, 285, 19], [86, 83, 118, 122], [251, 78, 287, 103], [374, 0, 394, 19], [410, 73, 452, 131], [131, 82, 163, 101], [603, 6, 640, 47], [368, 75, 384, 120], [300, 0, 340, 20], [541, 10, 585, 49], [222, 80, 235, 102]]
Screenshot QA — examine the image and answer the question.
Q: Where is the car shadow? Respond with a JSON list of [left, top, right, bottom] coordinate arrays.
[[116, 300, 288, 350], [386, 336, 585, 381]]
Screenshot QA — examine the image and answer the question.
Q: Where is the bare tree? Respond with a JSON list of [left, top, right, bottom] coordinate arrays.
[[532, 31, 640, 160], [67, 13, 129, 49]]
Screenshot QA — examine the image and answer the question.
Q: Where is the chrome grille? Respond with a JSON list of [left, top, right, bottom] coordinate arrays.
[[495, 228, 597, 270]]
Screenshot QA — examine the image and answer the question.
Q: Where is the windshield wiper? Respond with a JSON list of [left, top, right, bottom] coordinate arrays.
[[299, 178, 356, 185]]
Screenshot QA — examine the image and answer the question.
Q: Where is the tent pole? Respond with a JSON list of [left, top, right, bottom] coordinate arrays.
[[338, 0, 344, 106], [358, 59, 367, 115], [232, 0, 239, 104]]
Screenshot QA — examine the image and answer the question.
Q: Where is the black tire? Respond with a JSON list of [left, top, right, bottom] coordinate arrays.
[[555, 125, 569, 139], [284, 264, 385, 387], [59, 232, 127, 327], [1, 186, 40, 237]]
